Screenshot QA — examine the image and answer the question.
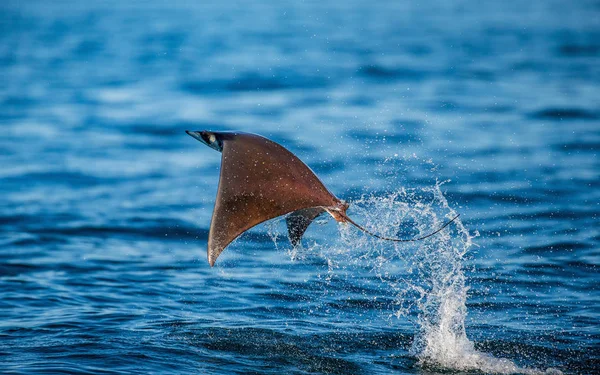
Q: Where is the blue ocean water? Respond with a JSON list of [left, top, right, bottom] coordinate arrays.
[[1, 0, 599, 374]]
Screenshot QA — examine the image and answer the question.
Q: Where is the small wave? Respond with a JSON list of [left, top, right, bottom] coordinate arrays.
[[553, 141, 600, 152], [0, 262, 38, 277], [523, 241, 592, 255], [557, 44, 599, 57], [199, 327, 364, 374], [181, 72, 326, 95], [31, 218, 207, 241], [357, 64, 427, 80], [1, 171, 113, 187], [530, 108, 598, 121]]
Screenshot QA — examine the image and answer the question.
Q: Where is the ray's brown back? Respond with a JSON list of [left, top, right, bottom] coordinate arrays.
[[208, 133, 339, 266]]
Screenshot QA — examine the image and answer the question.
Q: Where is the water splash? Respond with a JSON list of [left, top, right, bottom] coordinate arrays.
[[287, 182, 562, 375]]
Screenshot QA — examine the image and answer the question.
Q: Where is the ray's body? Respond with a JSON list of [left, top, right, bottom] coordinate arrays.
[[186, 131, 458, 266]]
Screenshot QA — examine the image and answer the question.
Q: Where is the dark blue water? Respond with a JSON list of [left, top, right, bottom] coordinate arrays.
[[1, 1, 599, 374]]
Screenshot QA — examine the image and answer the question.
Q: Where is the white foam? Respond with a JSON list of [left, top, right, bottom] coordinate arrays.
[[326, 182, 562, 375]]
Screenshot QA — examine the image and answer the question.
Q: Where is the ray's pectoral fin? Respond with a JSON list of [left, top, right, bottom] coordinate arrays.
[[286, 207, 326, 247]]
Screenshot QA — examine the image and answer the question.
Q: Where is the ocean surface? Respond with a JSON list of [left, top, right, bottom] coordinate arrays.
[[1, 1, 599, 374]]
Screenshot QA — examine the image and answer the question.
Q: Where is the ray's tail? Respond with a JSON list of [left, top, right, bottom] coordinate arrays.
[[341, 213, 460, 242]]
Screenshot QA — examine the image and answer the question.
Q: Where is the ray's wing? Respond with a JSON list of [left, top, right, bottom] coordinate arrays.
[[286, 207, 326, 247], [208, 133, 339, 266]]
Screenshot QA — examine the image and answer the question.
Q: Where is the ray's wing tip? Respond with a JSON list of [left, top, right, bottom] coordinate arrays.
[[185, 130, 198, 138], [208, 254, 216, 267], [208, 246, 220, 267]]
